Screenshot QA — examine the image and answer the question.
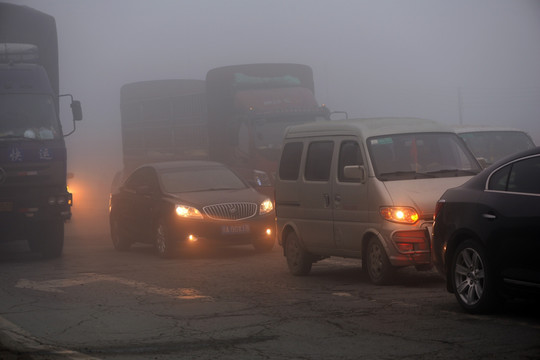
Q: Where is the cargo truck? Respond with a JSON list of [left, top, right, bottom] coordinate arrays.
[[0, 2, 82, 258], [115, 64, 329, 196]]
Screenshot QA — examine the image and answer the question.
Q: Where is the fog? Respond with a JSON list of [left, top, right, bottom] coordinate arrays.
[[3, 0, 540, 234]]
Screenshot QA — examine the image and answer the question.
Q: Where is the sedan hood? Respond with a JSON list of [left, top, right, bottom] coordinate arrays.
[[383, 177, 472, 218], [168, 187, 266, 207]]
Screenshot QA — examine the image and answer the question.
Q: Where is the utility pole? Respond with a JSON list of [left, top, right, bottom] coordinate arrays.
[[458, 87, 464, 125]]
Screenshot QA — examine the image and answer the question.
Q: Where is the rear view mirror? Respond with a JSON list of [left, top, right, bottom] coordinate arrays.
[[343, 165, 366, 183], [71, 100, 83, 121]]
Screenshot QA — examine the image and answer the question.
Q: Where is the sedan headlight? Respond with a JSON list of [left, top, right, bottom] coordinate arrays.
[[259, 198, 274, 215], [380, 206, 419, 224], [175, 204, 203, 219]]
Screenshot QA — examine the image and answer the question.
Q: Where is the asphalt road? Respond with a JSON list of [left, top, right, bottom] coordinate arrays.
[[1, 220, 539, 360]]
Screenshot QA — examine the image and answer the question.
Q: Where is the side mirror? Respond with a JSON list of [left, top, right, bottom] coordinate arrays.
[[71, 100, 83, 121], [343, 165, 366, 183]]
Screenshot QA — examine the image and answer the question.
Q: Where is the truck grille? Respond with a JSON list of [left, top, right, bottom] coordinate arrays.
[[203, 202, 257, 221]]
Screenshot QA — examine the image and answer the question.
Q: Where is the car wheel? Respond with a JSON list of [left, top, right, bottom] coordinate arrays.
[[155, 219, 176, 258], [110, 217, 131, 251], [450, 239, 501, 313], [252, 237, 275, 252], [28, 220, 64, 259], [365, 237, 395, 285], [285, 232, 312, 276]]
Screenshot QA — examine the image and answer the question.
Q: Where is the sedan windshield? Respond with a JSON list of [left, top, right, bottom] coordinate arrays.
[[0, 94, 61, 140], [368, 132, 482, 181], [160, 166, 247, 193]]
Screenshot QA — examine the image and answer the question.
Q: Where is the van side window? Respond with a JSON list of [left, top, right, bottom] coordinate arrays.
[[279, 142, 303, 180], [305, 141, 333, 181], [338, 140, 363, 182]]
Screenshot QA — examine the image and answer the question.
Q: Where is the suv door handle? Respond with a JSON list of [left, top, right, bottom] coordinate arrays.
[[482, 213, 496, 220]]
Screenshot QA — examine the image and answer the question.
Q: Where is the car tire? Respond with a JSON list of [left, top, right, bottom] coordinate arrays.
[[28, 219, 64, 259], [155, 219, 176, 258], [285, 232, 312, 276], [110, 216, 131, 251], [365, 237, 395, 285], [450, 239, 501, 314], [252, 237, 275, 252]]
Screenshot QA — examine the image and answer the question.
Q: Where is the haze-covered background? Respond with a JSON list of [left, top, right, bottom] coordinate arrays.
[[3, 0, 540, 233]]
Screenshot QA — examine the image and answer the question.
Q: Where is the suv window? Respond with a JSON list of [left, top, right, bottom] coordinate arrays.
[[279, 142, 303, 181], [305, 141, 333, 181], [338, 140, 363, 182]]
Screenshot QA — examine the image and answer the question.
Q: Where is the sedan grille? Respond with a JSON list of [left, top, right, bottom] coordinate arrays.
[[203, 202, 257, 221]]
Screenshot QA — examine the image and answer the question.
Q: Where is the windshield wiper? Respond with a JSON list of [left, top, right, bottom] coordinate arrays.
[[378, 170, 436, 179], [426, 168, 480, 176], [0, 134, 34, 141]]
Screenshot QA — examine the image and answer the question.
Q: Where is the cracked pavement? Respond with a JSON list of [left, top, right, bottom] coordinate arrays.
[[1, 231, 539, 359]]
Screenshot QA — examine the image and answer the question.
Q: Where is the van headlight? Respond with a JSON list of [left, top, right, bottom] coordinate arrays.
[[175, 204, 203, 219], [259, 198, 274, 215], [380, 206, 419, 224]]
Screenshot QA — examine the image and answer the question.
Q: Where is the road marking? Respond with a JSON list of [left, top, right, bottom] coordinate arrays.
[[16, 273, 212, 300]]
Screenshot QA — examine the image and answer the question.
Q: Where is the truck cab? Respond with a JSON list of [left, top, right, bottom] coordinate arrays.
[[0, 40, 81, 258]]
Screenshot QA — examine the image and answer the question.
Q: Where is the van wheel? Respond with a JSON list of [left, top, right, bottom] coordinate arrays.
[[285, 232, 312, 276], [365, 237, 394, 285]]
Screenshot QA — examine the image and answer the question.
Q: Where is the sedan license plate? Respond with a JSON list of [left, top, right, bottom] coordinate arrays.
[[0, 202, 13, 212], [222, 224, 250, 235]]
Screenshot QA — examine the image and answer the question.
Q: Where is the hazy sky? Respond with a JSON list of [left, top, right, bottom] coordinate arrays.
[[3, 0, 540, 186]]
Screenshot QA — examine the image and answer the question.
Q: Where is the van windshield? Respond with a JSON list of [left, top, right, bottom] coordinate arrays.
[[0, 94, 61, 140], [368, 132, 482, 181]]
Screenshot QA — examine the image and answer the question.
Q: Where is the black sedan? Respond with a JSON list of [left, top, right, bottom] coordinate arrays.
[[432, 146, 540, 313], [109, 161, 276, 258]]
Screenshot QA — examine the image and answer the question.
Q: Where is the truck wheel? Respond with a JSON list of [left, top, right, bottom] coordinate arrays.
[[110, 217, 131, 251], [365, 237, 395, 285], [285, 232, 312, 276], [155, 219, 176, 258], [29, 220, 64, 259]]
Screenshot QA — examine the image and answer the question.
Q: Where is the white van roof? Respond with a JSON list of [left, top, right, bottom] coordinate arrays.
[[284, 117, 453, 139]]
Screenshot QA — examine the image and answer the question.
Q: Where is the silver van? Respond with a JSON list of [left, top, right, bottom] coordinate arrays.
[[275, 117, 482, 284]]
